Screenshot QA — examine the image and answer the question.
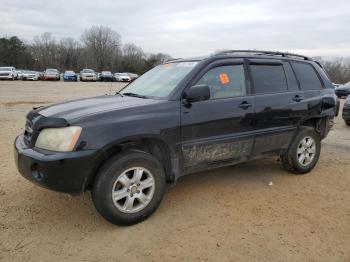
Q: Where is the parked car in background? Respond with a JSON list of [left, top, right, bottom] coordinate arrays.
[[100, 71, 114, 82], [14, 50, 337, 226], [38, 72, 44, 80], [96, 72, 101, 81], [114, 72, 131, 82], [127, 73, 139, 81], [63, 71, 78, 81], [17, 70, 25, 80], [80, 69, 97, 82], [0, 67, 17, 80], [22, 71, 40, 81], [342, 96, 350, 126], [44, 69, 60, 81], [335, 82, 350, 98]]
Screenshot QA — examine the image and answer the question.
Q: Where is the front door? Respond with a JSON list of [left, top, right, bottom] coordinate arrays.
[[180, 61, 255, 172]]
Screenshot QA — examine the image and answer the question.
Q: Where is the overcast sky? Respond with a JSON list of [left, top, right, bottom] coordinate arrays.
[[1, 0, 350, 59]]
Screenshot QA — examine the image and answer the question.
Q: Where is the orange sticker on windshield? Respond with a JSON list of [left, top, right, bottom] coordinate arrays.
[[219, 73, 230, 84]]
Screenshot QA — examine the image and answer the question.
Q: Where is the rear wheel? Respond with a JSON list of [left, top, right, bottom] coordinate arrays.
[[92, 151, 166, 226], [281, 127, 321, 174]]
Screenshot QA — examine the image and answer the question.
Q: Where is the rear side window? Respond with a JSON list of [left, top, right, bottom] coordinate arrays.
[[250, 65, 287, 94], [197, 65, 246, 99], [291, 62, 323, 90]]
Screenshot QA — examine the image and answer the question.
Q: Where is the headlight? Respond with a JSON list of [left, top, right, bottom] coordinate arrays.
[[35, 126, 82, 152]]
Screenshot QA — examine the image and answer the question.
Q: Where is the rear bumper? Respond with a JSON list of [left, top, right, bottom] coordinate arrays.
[[14, 135, 98, 194]]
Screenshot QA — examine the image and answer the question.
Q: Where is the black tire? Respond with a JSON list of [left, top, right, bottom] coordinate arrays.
[[92, 150, 166, 226], [345, 120, 350, 127], [281, 127, 321, 174]]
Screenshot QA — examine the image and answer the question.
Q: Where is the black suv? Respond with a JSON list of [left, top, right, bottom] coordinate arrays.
[[15, 50, 337, 226]]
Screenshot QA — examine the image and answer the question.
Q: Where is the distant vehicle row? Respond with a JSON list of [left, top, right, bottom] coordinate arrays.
[[0, 67, 138, 82]]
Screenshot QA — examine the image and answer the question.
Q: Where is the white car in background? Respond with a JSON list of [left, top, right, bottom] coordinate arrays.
[[21, 71, 40, 81], [0, 67, 18, 80], [17, 69, 26, 80], [114, 72, 131, 82], [80, 69, 97, 82]]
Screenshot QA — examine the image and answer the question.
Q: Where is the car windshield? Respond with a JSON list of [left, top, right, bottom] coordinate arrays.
[[102, 71, 111, 75], [65, 71, 74, 74], [46, 69, 58, 73], [121, 61, 198, 98], [0, 67, 12, 71], [120, 73, 129, 76], [82, 69, 94, 73]]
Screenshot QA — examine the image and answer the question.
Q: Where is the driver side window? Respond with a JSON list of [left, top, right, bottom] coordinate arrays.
[[197, 65, 246, 99]]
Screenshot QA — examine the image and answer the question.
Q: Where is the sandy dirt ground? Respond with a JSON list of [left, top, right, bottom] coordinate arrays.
[[0, 81, 349, 262]]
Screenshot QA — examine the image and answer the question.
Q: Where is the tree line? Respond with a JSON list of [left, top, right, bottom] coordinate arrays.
[[1, 26, 350, 83], [0, 25, 172, 74]]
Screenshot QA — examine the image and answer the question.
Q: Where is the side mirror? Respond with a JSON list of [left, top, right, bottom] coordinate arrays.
[[184, 84, 210, 103]]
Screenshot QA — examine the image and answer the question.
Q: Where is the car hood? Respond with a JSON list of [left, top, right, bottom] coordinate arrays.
[[37, 95, 163, 121], [336, 85, 350, 90]]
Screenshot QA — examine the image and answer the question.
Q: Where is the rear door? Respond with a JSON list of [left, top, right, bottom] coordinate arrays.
[[249, 59, 301, 155], [180, 59, 255, 172]]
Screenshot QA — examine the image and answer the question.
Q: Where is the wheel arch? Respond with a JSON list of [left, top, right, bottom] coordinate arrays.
[[84, 136, 178, 191], [300, 116, 331, 139]]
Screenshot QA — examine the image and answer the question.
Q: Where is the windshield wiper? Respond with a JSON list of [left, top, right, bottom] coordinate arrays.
[[115, 92, 124, 97], [122, 92, 148, 99]]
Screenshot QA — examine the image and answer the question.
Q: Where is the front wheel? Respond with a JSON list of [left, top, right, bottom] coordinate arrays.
[[92, 151, 166, 226], [281, 127, 321, 174]]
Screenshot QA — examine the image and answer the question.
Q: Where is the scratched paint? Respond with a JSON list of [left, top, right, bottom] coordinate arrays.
[[182, 139, 253, 167]]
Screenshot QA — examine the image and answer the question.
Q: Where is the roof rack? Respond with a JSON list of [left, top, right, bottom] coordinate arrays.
[[164, 58, 183, 63], [214, 50, 310, 61]]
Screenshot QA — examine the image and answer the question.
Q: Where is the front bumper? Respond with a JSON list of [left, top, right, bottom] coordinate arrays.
[[44, 76, 59, 80], [81, 76, 96, 81], [343, 104, 350, 121], [23, 76, 38, 80], [64, 76, 77, 81], [335, 89, 350, 97], [14, 135, 98, 194], [0, 75, 13, 79]]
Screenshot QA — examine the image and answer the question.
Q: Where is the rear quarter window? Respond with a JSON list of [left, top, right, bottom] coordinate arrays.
[[291, 62, 323, 90]]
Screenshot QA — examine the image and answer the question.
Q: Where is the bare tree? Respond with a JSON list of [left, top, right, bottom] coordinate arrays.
[[81, 26, 121, 71], [321, 58, 350, 84], [31, 32, 59, 70], [143, 53, 172, 72], [121, 43, 145, 73], [58, 38, 83, 71]]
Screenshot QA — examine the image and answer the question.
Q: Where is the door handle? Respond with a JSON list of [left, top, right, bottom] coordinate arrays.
[[239, 101, 252, 109], [292, 95, 304, 102]]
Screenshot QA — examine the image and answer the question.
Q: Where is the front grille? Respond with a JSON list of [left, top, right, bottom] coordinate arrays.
[[0, 73, 9, 76]]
